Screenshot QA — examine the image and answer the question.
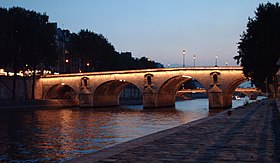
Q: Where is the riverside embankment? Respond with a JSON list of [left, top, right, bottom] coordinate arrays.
[[69, 98, 280, 162]]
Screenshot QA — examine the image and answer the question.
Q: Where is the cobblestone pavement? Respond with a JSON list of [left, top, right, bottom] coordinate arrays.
[[69, 99, 280, 163]]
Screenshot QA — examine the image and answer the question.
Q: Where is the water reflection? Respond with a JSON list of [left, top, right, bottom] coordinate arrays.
[[0, 98, 250, 162]]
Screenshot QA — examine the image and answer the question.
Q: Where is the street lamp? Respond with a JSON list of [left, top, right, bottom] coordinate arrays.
[[225, 61, 228, 66], [193, 54, 196, 67], [215, 55, 218, 67], [86, 62, 90, 72], [182, 50, 186, 67]]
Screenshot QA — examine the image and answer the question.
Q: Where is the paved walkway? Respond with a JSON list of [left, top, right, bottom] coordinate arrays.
[[69, 99, 280, 163]]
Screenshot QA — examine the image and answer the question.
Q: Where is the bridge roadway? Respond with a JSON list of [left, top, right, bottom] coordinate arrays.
[[38, 66, 246, 109], [68, 99, 280, 162]]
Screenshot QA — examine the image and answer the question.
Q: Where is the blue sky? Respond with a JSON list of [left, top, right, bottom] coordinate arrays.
[[1, 0, 279, 66]]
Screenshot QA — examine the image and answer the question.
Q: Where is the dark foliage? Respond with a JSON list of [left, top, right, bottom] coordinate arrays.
[[69, 30, 163, 71], [234, 2, 280, 91], [0, 7, 58, 99], [0, 7, 58, 70]]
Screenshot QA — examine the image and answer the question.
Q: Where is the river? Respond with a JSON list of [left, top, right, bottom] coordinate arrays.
[[0, 98, 252, 162]]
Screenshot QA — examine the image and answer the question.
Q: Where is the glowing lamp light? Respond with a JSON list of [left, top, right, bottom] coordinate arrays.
[[86, 63, 90, 66], [65, 59, 69, 63], [182, 75, 192, 79]]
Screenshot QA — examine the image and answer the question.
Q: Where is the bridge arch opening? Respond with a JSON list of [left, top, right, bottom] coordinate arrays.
[[223, 78, 261, 107], [156, 75, 193, 107], [120, 84, 142, 105], [177, 79, 207, 100], [44, 83, 78, 99], [93, 80, 142, 107]]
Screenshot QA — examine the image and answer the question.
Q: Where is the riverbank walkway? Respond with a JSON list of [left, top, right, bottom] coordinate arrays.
[[69, 98, 280, 162]]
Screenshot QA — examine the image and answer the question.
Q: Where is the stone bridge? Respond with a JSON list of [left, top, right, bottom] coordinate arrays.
[[36, 66, 247, 109]]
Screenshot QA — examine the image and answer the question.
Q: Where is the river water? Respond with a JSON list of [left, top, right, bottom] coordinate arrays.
[[0, 98, 249, 162]]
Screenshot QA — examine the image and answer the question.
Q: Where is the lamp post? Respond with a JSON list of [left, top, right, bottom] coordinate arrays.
[[225, 61, 228, 67], [215, 55, 218, 67], [182, 50, 186, 67], [86, 62, 90, 72], [193, 54, 196, 67], [65, 49, 70, 73]]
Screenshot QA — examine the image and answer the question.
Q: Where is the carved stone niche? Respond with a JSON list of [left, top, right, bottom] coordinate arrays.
[[79, 76, 92, 107], [81, 76, 89, 89], [144, 73, 154, 86], [143, 73, 156, 95], [210, 71, 221, 85]]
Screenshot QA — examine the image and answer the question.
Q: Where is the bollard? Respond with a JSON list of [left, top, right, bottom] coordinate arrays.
[[228, 109, 232, 116]]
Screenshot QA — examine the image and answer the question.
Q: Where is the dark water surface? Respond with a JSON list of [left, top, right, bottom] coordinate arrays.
[[0, 98, 247, 162]]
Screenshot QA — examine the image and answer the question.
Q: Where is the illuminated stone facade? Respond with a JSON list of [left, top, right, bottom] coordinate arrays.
[[37, 66, 246, 109]]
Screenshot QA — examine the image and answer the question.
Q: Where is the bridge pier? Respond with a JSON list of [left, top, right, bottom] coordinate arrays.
[[208, 84, 223, 109], [79, 87, 93, 107], [223, 93, 233, 109], [156, 94, 176, 108], [208, 85, 233, 109], [93, 95, 120, 107], [143, 86, 157, 109]]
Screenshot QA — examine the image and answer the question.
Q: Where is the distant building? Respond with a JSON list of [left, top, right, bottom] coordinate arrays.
[[50, 23, 81, 74]]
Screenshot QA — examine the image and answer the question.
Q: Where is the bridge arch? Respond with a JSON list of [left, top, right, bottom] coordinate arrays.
[[44, 83, 78, 99], [223, 77, 247, 107], [156, 75, 193, 107], [93, 80, 142, 107]]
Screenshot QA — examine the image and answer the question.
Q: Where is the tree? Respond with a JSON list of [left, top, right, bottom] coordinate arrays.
[[0, 7, 58, 99], [69, 29, 116, 72], [234, 2, 280, 95], [69, 29, 164, 72], [0, 8, 10, 65]]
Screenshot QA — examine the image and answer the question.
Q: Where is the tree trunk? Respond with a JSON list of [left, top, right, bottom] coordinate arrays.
[[12, 65, 17, 100], [274, 75, 278, 98], [31, 65, 36, 100]]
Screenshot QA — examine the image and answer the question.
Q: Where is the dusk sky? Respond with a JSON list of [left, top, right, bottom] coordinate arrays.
[[1, 0, 279, 67]]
